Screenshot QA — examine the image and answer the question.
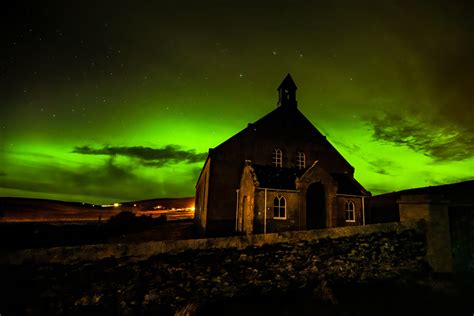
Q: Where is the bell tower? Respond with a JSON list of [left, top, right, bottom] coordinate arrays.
[[277, 73, 297, 108]]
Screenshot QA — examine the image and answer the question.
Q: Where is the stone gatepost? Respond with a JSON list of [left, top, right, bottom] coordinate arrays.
[[398, 194, 452, 273]]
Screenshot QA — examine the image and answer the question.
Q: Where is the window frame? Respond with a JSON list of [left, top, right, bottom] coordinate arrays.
[[273, 148, 283, 167], [296, 151, 305, 169], [273, 195, 286, 220], [345, 200, 356, 222]]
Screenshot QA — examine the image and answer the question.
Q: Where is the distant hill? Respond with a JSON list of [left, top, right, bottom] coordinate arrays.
[[121, 197, 195, 210], [0, 196, 195, 222]]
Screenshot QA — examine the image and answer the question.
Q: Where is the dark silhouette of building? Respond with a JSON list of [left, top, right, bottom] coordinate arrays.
[[367, 179, 474, 274], [195, 74, 370, 235], [367, 180, 474, 224]]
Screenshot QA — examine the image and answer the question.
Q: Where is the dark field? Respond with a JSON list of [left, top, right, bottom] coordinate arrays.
[[2, 197, 472, 315], [0, 196, 195, 222], [0, 196, 197, 251], [0, 219, 198, 251]]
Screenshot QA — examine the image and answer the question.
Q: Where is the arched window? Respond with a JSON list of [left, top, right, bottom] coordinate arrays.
[[297, 151, 305, 169], [273, 148, 282, 167], [345, 200, 355, 222], [273, 195, 286, 219]]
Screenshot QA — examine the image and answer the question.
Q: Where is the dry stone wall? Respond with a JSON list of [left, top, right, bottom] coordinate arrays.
[[1, 221, 428, 314]]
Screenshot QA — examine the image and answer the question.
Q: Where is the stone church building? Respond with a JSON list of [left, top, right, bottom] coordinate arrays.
[[195, 74, 370, 235]]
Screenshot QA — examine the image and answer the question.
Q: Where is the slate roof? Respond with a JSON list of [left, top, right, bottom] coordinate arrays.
[[372, 179, 474, 201], [330, 173, 370, 196], [278, 73, 297, 90], [250, 164, 369, 196], [251, 165, 304, 190]]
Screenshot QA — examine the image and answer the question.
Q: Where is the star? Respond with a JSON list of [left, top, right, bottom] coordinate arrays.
[[2, 0, 472, 204]]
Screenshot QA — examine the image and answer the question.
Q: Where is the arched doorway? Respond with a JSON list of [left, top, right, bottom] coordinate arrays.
[[306, 182, 326, 229]]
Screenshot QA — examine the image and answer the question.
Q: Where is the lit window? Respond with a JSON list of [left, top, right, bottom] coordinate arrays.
[[273, 195, 286, 219], [297, 152, 305, 169], [345, 201, 355, 222], [273, 148, 282, 167]]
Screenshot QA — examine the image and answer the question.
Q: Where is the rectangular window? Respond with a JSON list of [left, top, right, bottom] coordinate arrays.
[[273, 148, 282, 167], [297, 152, 305, 169]]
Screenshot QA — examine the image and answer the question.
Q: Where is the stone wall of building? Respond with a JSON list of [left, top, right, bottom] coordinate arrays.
[[296, 164, 339, 229], [449, 205, 474, 276], [238, 166, 256, 234], [253, 189, 301, 234], [334, 196, 364, 227], [194, 157, 211, 232], [398, 194, 474, 275]]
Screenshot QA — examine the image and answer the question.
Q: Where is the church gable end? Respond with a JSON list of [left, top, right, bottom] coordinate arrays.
[[195, 74, 368, 235]]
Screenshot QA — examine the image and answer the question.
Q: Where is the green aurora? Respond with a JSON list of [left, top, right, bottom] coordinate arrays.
[[1, 1, 473, 203]]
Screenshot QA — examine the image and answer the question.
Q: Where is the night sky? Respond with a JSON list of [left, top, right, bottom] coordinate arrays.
[[1, 1, 473, 204]]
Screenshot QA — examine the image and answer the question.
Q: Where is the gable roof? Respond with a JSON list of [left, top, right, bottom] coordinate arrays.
[[330, 173, 371, 196], [212, 105, 353, 172], [212, 106, 319, 151], [250, 164, 304, 190], [278, 73, 297, 90], [249, 164, 369, 196], [371, 179, 474, 201]]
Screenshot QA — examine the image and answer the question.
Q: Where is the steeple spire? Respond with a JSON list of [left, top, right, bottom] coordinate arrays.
[[277, 73, 297, 108]]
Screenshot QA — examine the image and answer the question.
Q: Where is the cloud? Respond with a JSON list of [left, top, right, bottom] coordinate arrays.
[[366, 110, 474, 161], [331, 140, 360, 155], [72, 145, 207, 167], [367, 158, 396, 176], [1, 146, 203, 202], [0, 156, 197, 202], [0, 158, 143, 201], [429, 175, 474, 187]]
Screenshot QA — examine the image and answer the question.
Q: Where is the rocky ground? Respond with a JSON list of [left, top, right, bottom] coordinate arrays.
[[2, 229, 472, 315]]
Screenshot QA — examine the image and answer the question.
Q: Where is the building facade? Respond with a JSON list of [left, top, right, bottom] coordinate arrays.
[[237, 161, 369, 234], [195, 74, 370, 235]]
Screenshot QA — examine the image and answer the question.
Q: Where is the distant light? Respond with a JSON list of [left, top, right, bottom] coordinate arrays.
[[191, 207, 195, 211], [113, 203, 120, 207], [133, 203, 137, 207]]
